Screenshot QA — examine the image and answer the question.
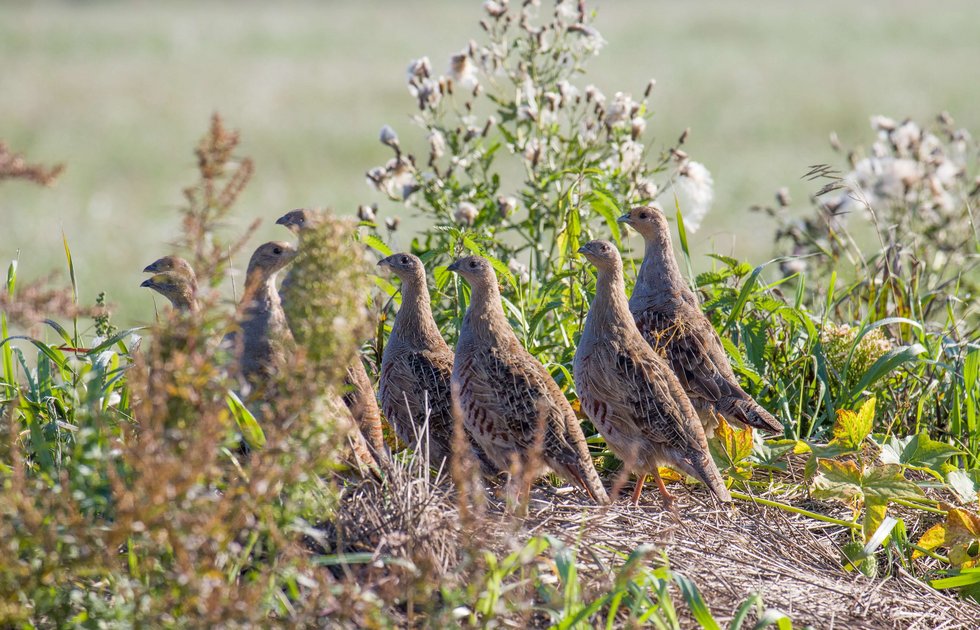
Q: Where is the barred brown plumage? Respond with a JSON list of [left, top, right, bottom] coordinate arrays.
[[448, 255, 609, 504], [377, 252, 496, 473], [573, 240, 730, 507], [619, 206, 783, 436]]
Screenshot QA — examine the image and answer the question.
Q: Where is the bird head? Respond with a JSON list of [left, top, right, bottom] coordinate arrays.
[[275, 208, 319, 234], [377, 252, 424, 280], [617, 205, 670, 243], [577, 240, 622, 272], [447, 255, 497, 289], [140, 272, 196, 311], [246, 241, 298, 281], [143, 255, 195, 279]]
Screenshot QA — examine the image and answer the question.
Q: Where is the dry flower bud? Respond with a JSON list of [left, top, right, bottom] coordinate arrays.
[[678, 127, 690, 145], [406, 57, 432, 82], [776, 187, 791, 207], [484, 0, 508, 18], [385, 216, 400, 231], [631, 116, 647, 140], [428, 129, 446, 160], [357, 204, 376, 222], [644, 78, 657, 97], [454, 201, 479, 226], [829, 131, 842, 152], [379, 125, 400, 150], [496, 195, 518, 218]]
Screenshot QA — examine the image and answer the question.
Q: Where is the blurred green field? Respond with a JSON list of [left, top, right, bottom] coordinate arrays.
[[2, 0, 979, 324]]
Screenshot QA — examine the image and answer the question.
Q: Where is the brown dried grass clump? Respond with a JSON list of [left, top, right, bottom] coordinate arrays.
[[0, 141, 64, 187], [0, 274, 105, 330]]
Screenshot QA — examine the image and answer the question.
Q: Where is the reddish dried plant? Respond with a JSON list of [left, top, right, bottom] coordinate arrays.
[[178, 114, 259, 286], [0, 141, 64, 187]]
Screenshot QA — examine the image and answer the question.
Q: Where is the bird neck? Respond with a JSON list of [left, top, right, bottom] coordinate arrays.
[[391, 273, 443, 346], [633, 235, 693, 307], [584, 265, 634, 337], [460, 280, 511, 347], [242, 272, 281, 314], [169, 292, 198, 313]]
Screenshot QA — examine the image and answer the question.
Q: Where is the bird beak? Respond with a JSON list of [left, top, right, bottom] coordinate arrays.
[[139, 278, 155, 288], [576, 245, 589, 255], [274, 215, 289, 226], [616, 213, 632, 224], [376, 256, 391, 268], [143, 261, 161, 273], [446, 261, 461, 273]]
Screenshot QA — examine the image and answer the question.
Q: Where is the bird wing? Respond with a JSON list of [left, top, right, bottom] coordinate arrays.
[[456, 343, 572, 458], [380, 347, 455, 441], [635, 306, 742, 410]]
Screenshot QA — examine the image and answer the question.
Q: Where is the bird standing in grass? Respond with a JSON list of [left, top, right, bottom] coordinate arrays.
[[276, 208, 387, 456], [449, 255, 609, 504], [618, 206, 783, 436], [377, 252, 496, 473], [574, 240, 731, 507], [141, 255, 198, 312], [237, 240, 298, 386]]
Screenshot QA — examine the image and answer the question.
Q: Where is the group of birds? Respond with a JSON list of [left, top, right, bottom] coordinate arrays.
[[140, 205, 783, 509]]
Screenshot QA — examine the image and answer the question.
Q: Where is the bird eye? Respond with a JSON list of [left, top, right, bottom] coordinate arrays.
[[638, 212, 648, 219], [400, 256, 409, 264], [469, 261, 477, 268], [297, 217, 305, 224], [273, 247, 283, 255]]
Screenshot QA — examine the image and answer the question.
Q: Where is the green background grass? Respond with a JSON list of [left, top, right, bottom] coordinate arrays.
[[2, 0, 978, 323]]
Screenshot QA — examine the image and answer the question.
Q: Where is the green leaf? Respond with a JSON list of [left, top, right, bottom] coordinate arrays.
[[360, 233, 392, 257], [671, 572, 720, 630], [587, 188, 622, 245], [812, 461, 923, 507], [226, 390, 266, 449], [879, 431, 963, 473], [844, 343, 926, 402], [830, 397, 875, 450]]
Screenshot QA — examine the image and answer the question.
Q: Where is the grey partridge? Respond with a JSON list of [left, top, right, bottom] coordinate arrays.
[[276, 208, 387, 457], [377, 252, 496, 473], [141, 255, 198, 312], [573, 240, 731, 506], [237, 240, 298, 386], [449, 255, 608, 504], [618, 206, 783, 436]]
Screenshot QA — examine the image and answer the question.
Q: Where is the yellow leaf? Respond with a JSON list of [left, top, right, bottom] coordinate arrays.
[[657, 467, 683, 482], [831, 397, 876, 450], [714, 416, 753, 465], [913, 522, 948, 559], [914, 508, 980, 568]]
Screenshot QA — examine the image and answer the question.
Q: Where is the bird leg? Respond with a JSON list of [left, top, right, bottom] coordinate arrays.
[[650, 468, 675, 511], [631, 473, 645, 505]]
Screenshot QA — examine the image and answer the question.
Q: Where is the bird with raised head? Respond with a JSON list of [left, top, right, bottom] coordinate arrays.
[[141, 255, 198, 312], [618, 205, 783, 436], [237, 240, 298, 386], [449, 255, 609, 504], [377, 252, 497, 473], [574, 240, 731, 507], [275, 208, 387, 456]]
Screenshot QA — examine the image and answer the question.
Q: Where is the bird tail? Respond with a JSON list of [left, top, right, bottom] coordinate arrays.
[[559, 460, 610, 506], [679, 451, 732, 504], [728, 398, 783, 435]]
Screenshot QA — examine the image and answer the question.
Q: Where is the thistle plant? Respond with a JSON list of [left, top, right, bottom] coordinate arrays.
[[764, 113, 979, 334], [364, 0, 713, 366]]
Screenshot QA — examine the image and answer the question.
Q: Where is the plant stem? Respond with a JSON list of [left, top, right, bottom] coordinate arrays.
[[730, 490, 859, 529]]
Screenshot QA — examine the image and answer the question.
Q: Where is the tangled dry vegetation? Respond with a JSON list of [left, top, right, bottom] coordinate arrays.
[[2, 1, 980, 627]]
